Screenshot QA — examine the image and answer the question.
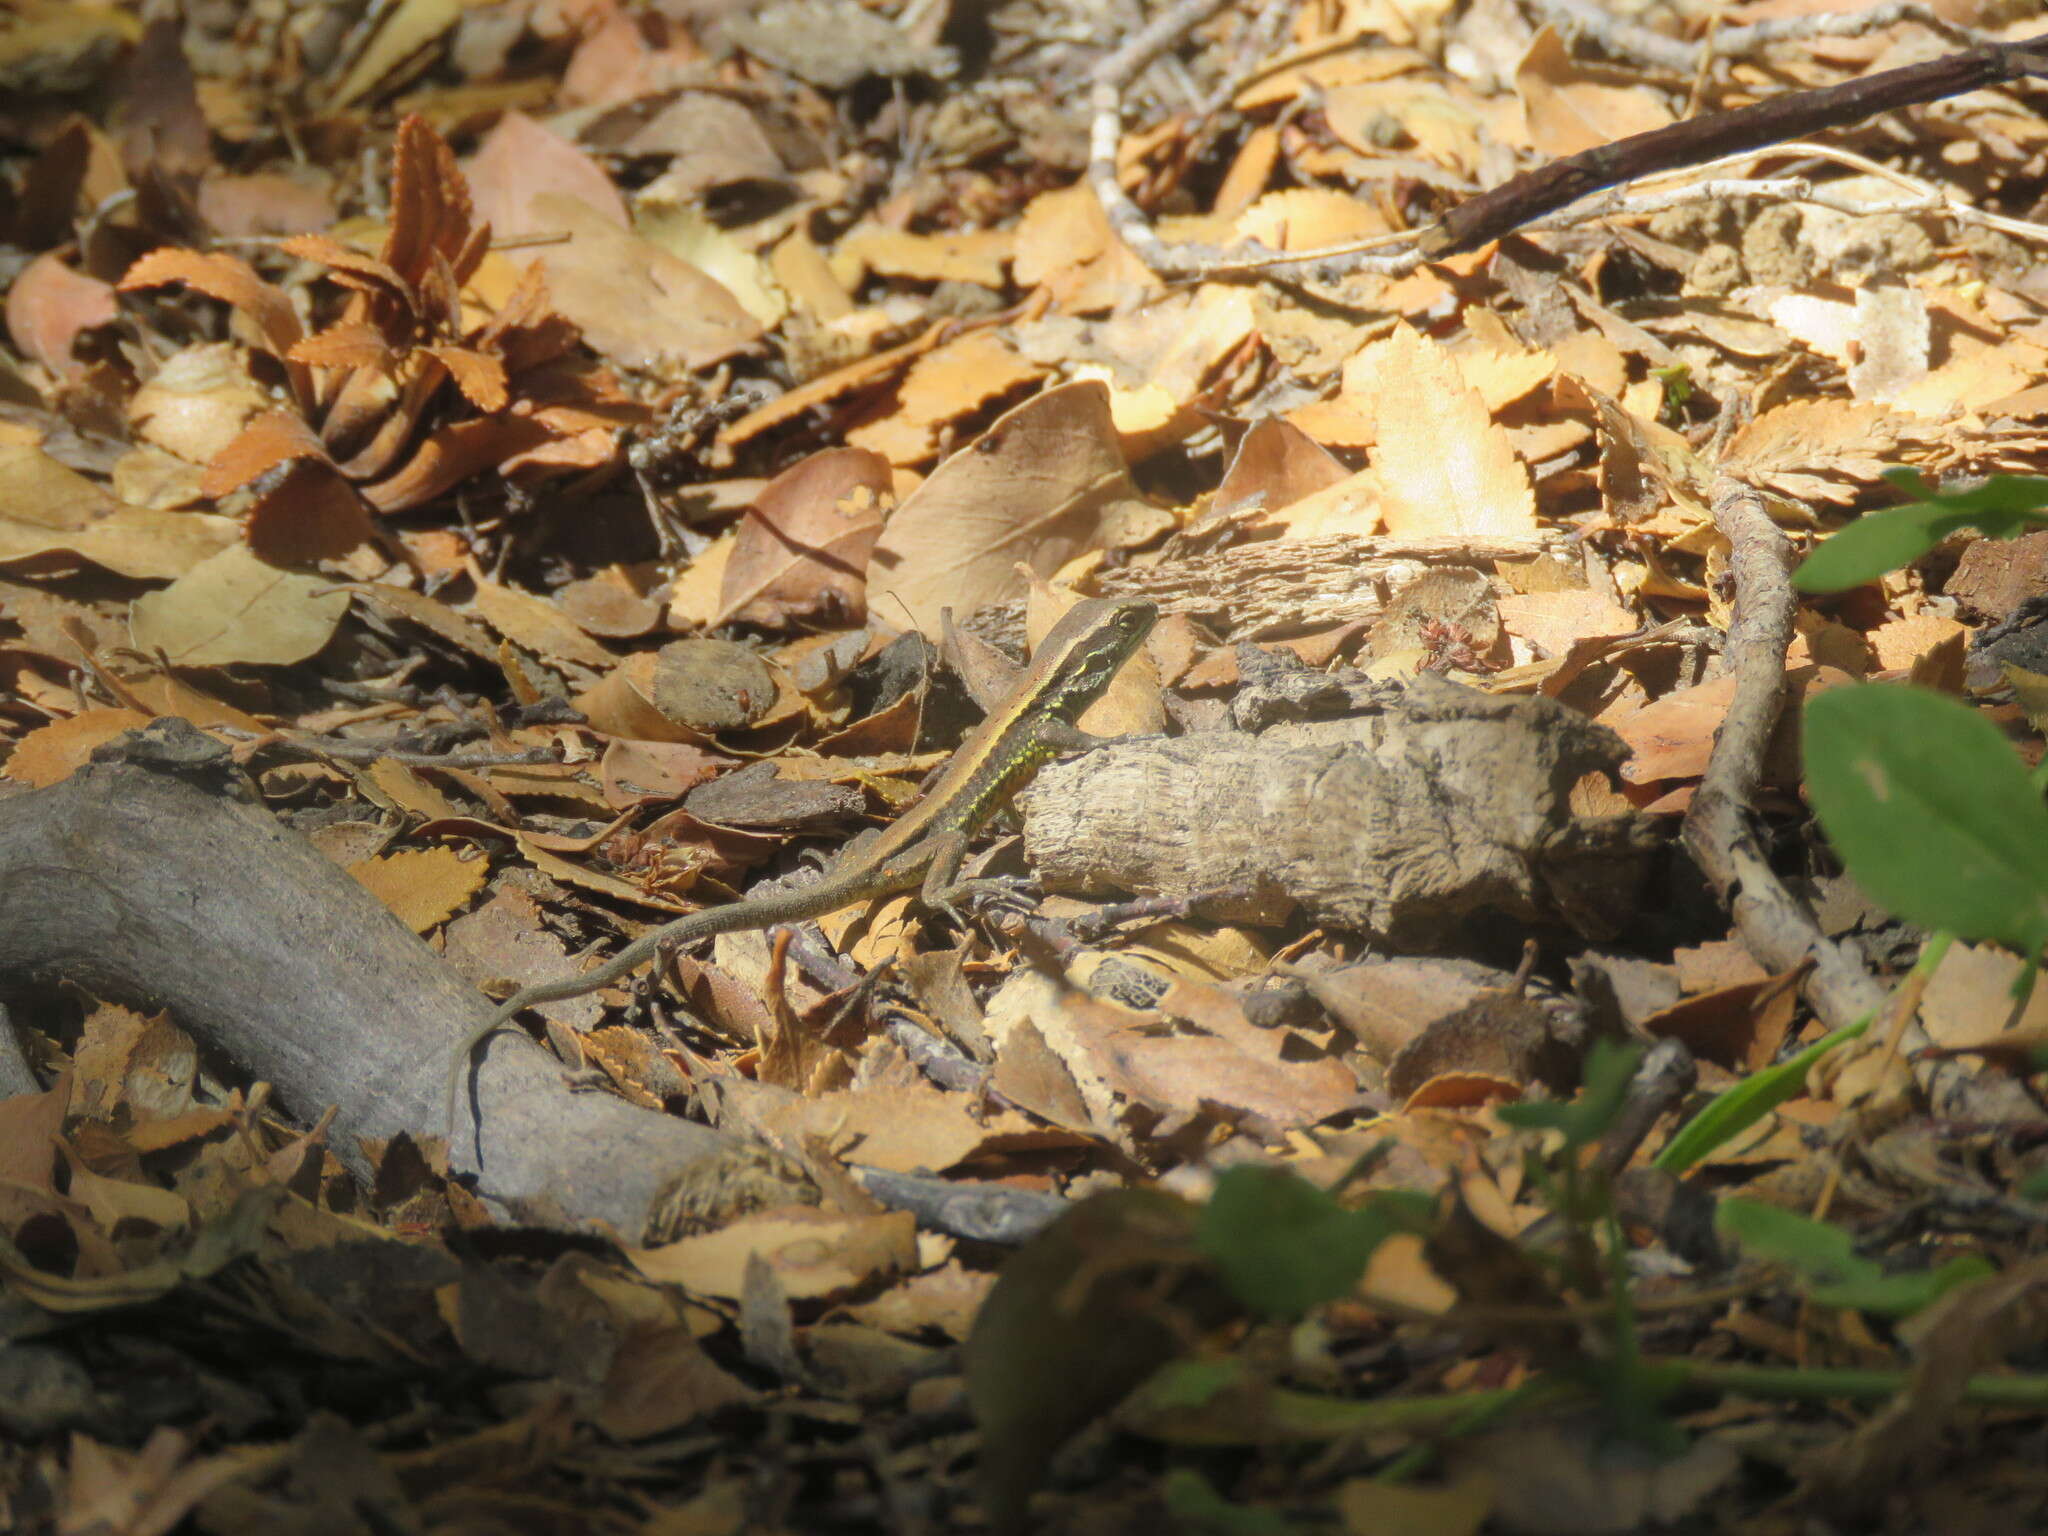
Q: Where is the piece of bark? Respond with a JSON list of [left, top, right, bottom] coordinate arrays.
[[0, 718, 735, 1236], [1091, 533, 1568, 640], [1020, 674, 1655, 945]]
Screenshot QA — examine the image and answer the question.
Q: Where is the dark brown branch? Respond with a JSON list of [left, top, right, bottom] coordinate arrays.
[[1421, 35, 2048, 256]]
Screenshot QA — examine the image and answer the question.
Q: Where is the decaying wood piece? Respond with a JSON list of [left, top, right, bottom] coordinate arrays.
[[0, 718, 740, 1236], [1020, 673, 1656, 945], [1091, 533, 1571, 639]]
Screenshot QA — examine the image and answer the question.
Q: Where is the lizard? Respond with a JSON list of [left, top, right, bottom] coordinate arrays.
[[446, 595, 1159, 1154]]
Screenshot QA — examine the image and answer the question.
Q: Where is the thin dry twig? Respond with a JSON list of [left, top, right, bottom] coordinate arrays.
[[1680, 478, 1876, 1022], [1090, 20, 2048, 284], [1534, 0, 1999, 77], [1536, 138, 2048, 248], [1087, 0, 1423, 282], [1422, 33, 2048, 256], [1679, 478, 1992, 1119], [215, 727, 561, 770]]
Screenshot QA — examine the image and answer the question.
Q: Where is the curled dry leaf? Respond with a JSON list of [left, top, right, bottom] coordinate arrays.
[[4, 252, 117, 381], [128, 343, 276, 469], [120, 116, 645, 524]]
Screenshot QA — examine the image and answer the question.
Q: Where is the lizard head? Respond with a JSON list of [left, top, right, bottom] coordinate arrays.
[[1034, 596, 1157, 720]]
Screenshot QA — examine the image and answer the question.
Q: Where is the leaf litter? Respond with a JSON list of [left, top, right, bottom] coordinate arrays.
[[5, 2, 2048, 1532]]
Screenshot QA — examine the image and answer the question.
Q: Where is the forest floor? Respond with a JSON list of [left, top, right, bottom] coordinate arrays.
[[7, 0, 2048, 1532]]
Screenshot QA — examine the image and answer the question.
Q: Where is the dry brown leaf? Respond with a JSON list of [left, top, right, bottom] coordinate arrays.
[[1516, 27, 1674, 156], [345, 581, 499, 662], [1721, 399, 1912, 505], [115, 672, 265, 733], [196, 171, 336, 239], [1213, 417, 1352, 517], [200, 409, 330, 499], [717, 447, 891, 629], [2, 708, 154, 787], [631, 1207, 918, 1301], [1233, 188, 1392, 249], [575, 651, 717, 745], [1918, 943, 2048, 1055], [359, 415, 556, 513], [1892, 335, 2047, 420], [468, 566, 617, 671], [866, 381, 1150, 633], [531, 192, 762, 372], [128, 544, 352, 667], [1496, 590, 1636, 658], [0, 479, 236, 581], [128, 344, 274, 469], [722, 321, 954, 450], [286, 321, 395, 373], [614, 90, 787, 194], [5, 252, 116, 381], [551, 568, 665, 639], [1867, 612, 1968, 672], [1011, 182, 1158, 313], [465, 108, 631, 238], [844, 332, 1045, 466], [119, 246, 305, 360], [331, 0, 461, 107], [348, 845, 486, 932], [833, 224, 1012, 289], [599, 739, 734, 810], [365, 758, 463, 823], [1356, 324, 1537, 539]]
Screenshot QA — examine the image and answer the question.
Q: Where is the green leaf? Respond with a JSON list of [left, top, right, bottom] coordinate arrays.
[[1716, 1198, 1994, 1317], [1194, 1167, 1415, 1319], [1496, 1040, 1642, 1149], [1654, 1016, 1868, 1174], [1794, 470, 2048, 593], [1161, 1470, 1298, 1536], [1803, 684, 2048, 957]]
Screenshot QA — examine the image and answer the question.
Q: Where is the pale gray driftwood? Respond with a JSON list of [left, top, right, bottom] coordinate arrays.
[[0, 718, 737, 1236]]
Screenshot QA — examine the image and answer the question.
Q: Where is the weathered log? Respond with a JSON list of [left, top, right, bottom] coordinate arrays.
[[0, 718, 739, 1236]]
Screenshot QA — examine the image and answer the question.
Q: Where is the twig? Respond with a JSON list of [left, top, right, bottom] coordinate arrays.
[[1168, 0, 1304, 201], [1422, 34, 2048, 256], [1681, 478, 1873, 1026], [1589, 137, 2048, 248], [215, 727, 560, 770], [1533, 173, 2048, 249], [1089, 10, 2048, 285], [1534, 0, 1999, 77], [1678, 478, 1990, 1118], [1087, 0, 1421, 282]]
